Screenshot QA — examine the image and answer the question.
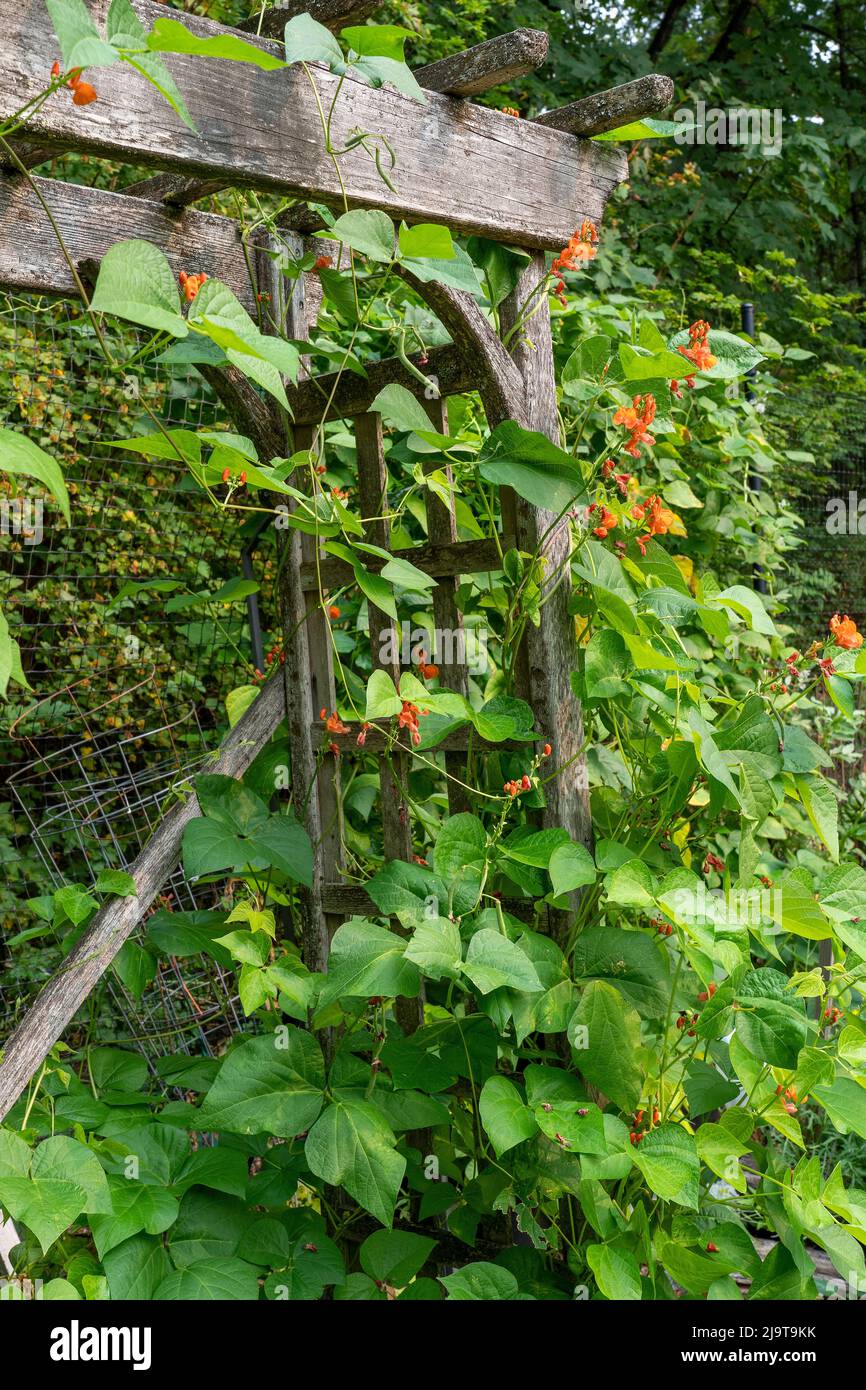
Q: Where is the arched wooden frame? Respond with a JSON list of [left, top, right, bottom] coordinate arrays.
[[0, 0, 672, 1117]]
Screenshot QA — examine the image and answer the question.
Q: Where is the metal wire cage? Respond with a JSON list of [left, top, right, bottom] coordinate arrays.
[[5, 682, 246, 1063]]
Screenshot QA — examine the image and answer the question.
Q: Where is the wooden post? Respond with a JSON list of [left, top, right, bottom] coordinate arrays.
[[499, 255, 593, 919], [258, 233, 347, 978], [423, 398, 471, 816], [354, 411, 423, 1035]]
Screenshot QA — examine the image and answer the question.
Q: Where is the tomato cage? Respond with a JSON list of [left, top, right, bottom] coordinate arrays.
[[4, 686, 248, 1070]]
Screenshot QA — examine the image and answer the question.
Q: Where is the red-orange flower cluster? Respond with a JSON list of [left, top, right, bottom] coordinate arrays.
[[398, 700, 427, 746], [550, 219, 598, 303], [416, 650, 440, 680], [320, 708, 349, 735], [179, 271, 208, 303], [677, 319, 717, 373], [702, 852, 725, 876], [586, 503, 617, 539], [613, 393, 656, 459], [52, 60, 97, 106]]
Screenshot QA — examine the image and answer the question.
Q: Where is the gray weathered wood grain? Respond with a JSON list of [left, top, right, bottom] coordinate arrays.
[[1, 0, 627, 249], [534, 74, 674, 137], [355, 408, 424, 1034], [0, 172, 257, 311], [0, 672, 287, 1122], [238, 0, 378, 38], [288, 343, 473, 426], [423, 397, 471, 814], [123, 171, 230, 207], [414, 30, 549, 97], [300, 535, 510, 591]]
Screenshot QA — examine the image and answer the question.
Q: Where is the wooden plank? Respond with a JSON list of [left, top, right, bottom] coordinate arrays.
[[272, 232, 346, 980], [238, 0, 378, 38], [0, 171, 257, 312], [123, 171, 229, 206], [323, 881, 535, 924], [355, 410, 423, 1035], [534, 74, 674, 137], [355, 411, 413, 862], [498, 254, 593, 944], [0, 672, 287, 1123], [288, 344, 475, 426], [300, 535, 509, 592], [414, 30, 549, 97], [312, 718, 530, 755], [1, 0, 628, 251]]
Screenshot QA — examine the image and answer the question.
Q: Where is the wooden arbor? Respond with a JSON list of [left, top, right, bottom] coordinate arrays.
[[0, 0, 673, 1117]]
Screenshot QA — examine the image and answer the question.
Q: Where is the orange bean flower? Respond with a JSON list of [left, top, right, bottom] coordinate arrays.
[[178, 270, 208, 303], [613, 393, 656, 459], [552, 219, 599, 275], [829, 613, 863, 650], [677, 319, 717, 373], [71, 81, 97, 106]]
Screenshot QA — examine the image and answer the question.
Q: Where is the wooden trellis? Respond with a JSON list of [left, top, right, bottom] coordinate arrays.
[[0, 0, 673, 1117]]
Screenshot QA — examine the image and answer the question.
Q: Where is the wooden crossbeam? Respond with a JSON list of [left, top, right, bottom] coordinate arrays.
[[120, 27, 551, 208], [322, 882, 535, 922], [287, 344, 475, 426], [237, 0, 379, 38], [300, 536, 510, 592], [414, 29, 549, 97], [312, 719, 530, 755], [0, 0, 627, 250], [534, 74, 675, 137], [123, 172, 230, 206]]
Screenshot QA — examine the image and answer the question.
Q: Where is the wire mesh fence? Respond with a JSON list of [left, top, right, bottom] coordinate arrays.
[[767, 387, 866, 636], [4, 689, 247, 1065]]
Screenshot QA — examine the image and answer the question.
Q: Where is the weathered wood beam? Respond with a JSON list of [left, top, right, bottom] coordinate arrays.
[[398, 268, 528, 429], [0, 674, 287, 1123], [499, 254, 593, 946], [0, 171, 257, 312], [237, 0, 378, 39], [288, 344, 474, 426], [414, 30, 549, 98], [1, 0, 627, 250], [113, 25, 550, 207], [123, 171, 229, 207], [301, 535, 509, 591], [313, 719, 529, 755], [534, 74, 674, 137]]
